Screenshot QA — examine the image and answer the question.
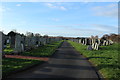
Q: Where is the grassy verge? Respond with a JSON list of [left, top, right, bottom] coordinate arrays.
[[68, 40, 120, 80], [22, 41, 63, 57], [2, 58, 42, 77]]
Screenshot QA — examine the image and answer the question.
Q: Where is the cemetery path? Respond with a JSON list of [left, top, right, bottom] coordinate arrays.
[[7, 41, 101, 79]]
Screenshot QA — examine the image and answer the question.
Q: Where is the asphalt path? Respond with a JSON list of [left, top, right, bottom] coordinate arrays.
[[6, 41, 102, 80]]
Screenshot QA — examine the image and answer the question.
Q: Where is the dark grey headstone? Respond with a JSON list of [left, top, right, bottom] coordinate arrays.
[[0, 32, 4, 56], [87, 45, 93, 50]]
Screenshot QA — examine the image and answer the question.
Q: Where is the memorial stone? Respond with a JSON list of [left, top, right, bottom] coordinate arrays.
[[14, 34, 25, 53], [94, 43, 99, 50], [0, 32, 5, 57], [87, 45, 93, 50]]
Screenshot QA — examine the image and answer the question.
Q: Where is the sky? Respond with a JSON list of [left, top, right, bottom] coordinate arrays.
[[0, 2, 118, 37]]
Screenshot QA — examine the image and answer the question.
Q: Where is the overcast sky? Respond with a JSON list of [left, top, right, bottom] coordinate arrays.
[[0, 2, 118, 37]]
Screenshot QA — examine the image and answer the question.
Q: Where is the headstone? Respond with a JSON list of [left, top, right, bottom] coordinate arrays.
[[88, 39, 92, 45], [0, 32, 3, 80], [92, 38, 95, 45], [84, 38, 87, 45], [0, 32, 5, 57], [38, 37, 42, 46], [40, 37, 47, 45], [25, 36, 32, 50], [92, 43, 95, 49], [7, 39, 9, 44], [76, 39, 79, 43], [25, 36, 36, 49], [103, 40, 106, 46], [8, 31, 16, 48], [14, 34, 25, 54], [94, 43, 99, 50], [109, 40, 113, 45], [78, 39, 81, 43], [88, 38, 91, 45], [31, 37, 36, 47], [106, 41, 109, 46], [21, 42, 24, 52], [87, 45, 93, 50], [82, 39, 85, 45], [98, 39, 101, 45]]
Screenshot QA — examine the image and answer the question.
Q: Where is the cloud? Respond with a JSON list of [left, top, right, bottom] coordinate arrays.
[[91, 24, 118, 32], [60, 6, 67, 10], [46, 3, 57, 8], [92, 3, 118, 18], [45, 3, 67, 11], [37, 24, 117, 32], [16, 4, 22, 7]]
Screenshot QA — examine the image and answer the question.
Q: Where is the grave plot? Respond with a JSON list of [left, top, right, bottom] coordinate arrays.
[[68, 40, 119, 79], [3, 31, 62, 55], [2, 31, 63, 77], [21, 41, 62, 57], [1, 31, 63, 58]]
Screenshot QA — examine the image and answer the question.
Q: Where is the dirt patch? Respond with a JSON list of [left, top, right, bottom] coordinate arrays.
[[5, 55, 49, 61]]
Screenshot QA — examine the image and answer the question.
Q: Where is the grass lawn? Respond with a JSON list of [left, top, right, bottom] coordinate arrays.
[[4, 44, 14, 54], [22, 41, 63, 57], [68, 40, 120, 80], [2, 58, 42, 76]]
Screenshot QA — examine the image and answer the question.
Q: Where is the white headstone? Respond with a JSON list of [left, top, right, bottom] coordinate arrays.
[[94, 43, 99, 50], [109, 40, 113, 45], [82, 40, 85, 45], [103, 40, 106, 46], [78, 39, 81, 43], [106, 41, 109, 46], [92, 43, 95, 49], [98, 39, 101, 45], [85, 38, 87, 45], [14, 34, 25, 53]]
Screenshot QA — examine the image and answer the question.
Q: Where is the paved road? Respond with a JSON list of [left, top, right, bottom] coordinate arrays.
[[6, 41, 102, 79]]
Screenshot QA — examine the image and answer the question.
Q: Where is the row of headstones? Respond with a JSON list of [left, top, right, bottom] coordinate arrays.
[[0, 32, 62, 56], [69, 37, 113, 50], [24, 36, 61, 51]]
